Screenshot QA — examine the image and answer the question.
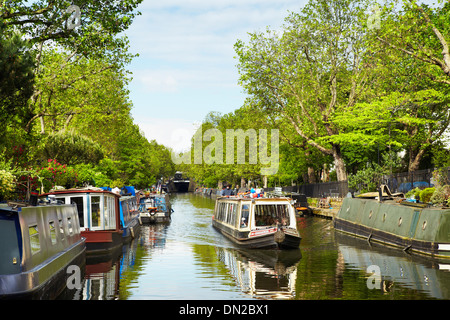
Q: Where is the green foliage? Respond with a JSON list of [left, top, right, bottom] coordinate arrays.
[[0, 27, 35, 142], [0, 169, 16, 200], [348, 151, 402, 193], [419, 187, 435, 203], [234, 0, 375, 181], [41, 130, 104, 165], [430, 185, 450, 205], [36, 159, 78, 191], [72, 163, 111, 188], [0, 0, 177, 195], [405, 187, 435, 203], [405, 187, 421, 199]]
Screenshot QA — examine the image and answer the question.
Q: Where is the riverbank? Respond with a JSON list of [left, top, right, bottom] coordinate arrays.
[[308, 197, 342, 219]]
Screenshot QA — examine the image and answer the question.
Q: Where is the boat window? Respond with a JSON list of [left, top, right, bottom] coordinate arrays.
[[216, 202, 224, 222], [49, 221, 57, 244], [70, 197, 85, 228], [121, 200, 130, 223], [222, 203, 228, 223], [254, 204, 290, 227], [220, 203, 226, 222], [67, 217, 73, 235], [29, 225, 40, 255], [105, 196, 116, 230], [240, 204, 250, 228], [59, 219, 65, 241], [55, 197, 65, 204], [226, 203, 236, 226], [91, 196, 101, 228]]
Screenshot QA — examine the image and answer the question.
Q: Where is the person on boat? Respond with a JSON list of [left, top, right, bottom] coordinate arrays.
[[265, 215, 275, 225], [223, 185, 233, 196]]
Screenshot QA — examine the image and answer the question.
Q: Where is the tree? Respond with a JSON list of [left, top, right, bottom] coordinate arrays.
[[235, 0, 375, 181], [40, 129, 104, 165], [28, 49, 133, 136], [346, 0, 450, 172], [1, 0, 142, 137], [0, 26, 36, 147], [376, 0, 450, 84], [1, 0, 142, 63]]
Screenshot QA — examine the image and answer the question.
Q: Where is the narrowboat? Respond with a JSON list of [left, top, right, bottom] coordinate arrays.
[[171, 171, 190, 192], [139, 194, 173, 224], [0, 203, 86, 299], [119, 195, 141, 241], [40, 188, 124, 256], [334, 194, 450, 260], [266, 191, 312, 216], [212, 197, 301, 249]]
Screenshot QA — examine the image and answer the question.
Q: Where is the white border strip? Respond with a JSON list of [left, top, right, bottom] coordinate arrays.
[[439, 264, 450, 271], [438, 244, 450, 251]]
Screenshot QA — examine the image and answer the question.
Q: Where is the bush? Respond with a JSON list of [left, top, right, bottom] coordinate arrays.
[[405, 187, 421, 199], [37, 159, 78, 192], [0, 169, 16, 200], [419, 187, 435, 203], [430, 185, 450, 206]]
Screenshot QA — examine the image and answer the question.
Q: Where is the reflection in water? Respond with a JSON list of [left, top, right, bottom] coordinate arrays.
[[215, 247, 301, 299], [336, 232, 450, 299], [58, 193, 450, 300]]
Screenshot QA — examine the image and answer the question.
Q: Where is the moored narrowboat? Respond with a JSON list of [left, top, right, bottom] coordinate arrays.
[[119, 195, 141, 241], [0, 203, 86, 299], [334, 196, 450, 260], [139, 194, 173, 224], [40, 188, 124, 256], [212, 197, 301, 249]]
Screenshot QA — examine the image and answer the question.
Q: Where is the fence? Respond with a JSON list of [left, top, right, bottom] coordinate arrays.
[[195, 167, 450, 199], [296, 167, 450, 199], [384, 168, 434, 193], [298, 181, 349, 198]]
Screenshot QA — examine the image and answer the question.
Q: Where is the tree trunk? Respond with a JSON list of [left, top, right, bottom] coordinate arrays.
[[408, 148, 426, 172], [307, 167, 316, 184], [332, 144, 347, 181], [241, 177, 246, 189]]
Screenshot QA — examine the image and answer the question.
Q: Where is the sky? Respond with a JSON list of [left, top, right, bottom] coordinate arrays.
[[123, 0, 441, 153], [124, 0, 309, 152]]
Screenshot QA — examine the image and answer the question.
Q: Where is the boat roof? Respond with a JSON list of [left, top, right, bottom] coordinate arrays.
[[216, 196, 292, 202], [40, 187, 121, 198], [0, 204, 18, 215]]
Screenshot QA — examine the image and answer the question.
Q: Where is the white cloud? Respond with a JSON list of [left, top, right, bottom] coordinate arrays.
[[136, 117, 200, 152], [134, 70, 178, 92]]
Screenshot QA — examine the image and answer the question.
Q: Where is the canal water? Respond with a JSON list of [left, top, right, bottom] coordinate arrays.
[[60, 193, 450, 300]]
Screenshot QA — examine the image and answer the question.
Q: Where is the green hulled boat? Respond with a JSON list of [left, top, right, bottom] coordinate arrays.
[[334, 194, 450, 260]]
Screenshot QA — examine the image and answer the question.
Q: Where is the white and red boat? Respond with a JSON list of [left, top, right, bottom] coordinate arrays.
[[40, 188, 125, 256], [212, 196, 301, 249]]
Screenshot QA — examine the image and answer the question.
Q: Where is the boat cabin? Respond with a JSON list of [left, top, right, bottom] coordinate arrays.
[[215, 198, 297, 231], [139, 194, 172, 224], [40, 188, 123, 255], [119, 195, 141, 240], [213, 197, 301, 249], [0, 203, 85, 298]]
